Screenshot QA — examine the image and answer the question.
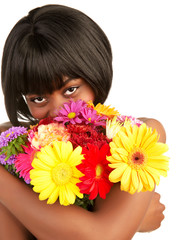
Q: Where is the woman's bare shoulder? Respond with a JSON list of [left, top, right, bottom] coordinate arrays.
[[0, 121, 30, 134], [138, 117, 166, 143], [0, 122, 12, 133]]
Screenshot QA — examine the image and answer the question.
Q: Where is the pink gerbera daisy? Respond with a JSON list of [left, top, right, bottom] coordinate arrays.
[[15, 144, 38, 183], [81, 107, 107, 127], [54, 100, 87, 124]]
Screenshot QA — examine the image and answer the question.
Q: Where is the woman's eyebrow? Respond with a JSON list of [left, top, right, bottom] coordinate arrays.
[[62, 78, 79, 86]]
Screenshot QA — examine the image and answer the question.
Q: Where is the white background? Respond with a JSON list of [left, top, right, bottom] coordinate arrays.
[[0, 1, 183, 239]]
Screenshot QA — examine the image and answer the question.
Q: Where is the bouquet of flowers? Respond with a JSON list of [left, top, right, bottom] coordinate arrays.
[[0, 100, 169, 209]]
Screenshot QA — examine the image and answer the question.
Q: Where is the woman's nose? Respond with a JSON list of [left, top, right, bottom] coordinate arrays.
[[49, 93, 66, 117]]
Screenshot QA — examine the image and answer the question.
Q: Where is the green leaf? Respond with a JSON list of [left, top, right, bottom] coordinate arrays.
[[16, 136, 27, 145], [5, 153, 12, 161], [74, 195, 94, 211], [14, 142, 23, 152], [0, 147, 7, 155], [11, 145, 17, 155], [5, 164, 9, 170], [6, 148, 12, 157]]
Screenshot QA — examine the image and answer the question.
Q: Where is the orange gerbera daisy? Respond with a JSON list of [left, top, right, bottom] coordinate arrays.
[[87, 101, 120, 117]]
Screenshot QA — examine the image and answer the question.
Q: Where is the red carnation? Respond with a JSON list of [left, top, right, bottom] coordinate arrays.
[[31, 117, 55, 132], [67, 124, 111, 149]]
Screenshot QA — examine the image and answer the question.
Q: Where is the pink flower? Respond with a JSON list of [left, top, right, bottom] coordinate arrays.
[[81, 107, 107, 127], [117, 115, 143, 127], [15, 144, 38, 183], [54, 100, 87, 124]]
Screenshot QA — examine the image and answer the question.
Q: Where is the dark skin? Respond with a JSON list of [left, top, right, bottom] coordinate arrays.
[[0, 118, 166, 240], [0, 202, 31, 240], [0, 80, 166, 239]]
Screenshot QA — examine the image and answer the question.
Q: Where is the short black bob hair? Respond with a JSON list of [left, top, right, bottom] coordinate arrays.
[[1, 4, 113, 126]]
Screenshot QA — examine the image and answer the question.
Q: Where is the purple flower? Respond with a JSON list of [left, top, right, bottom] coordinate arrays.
[[24, 179, 31, 184], [6, 155, 17, 165], [0, 126, 27, 148], [54, 100, 87, 124], [0, 153, 16, 165], [0, 154, 6, 165]]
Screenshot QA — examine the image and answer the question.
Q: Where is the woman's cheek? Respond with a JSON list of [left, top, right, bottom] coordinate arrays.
[[78, 88, 95, 103], [28, 106, 48, 120]]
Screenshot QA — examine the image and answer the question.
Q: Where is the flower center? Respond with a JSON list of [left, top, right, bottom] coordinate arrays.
[[96, 164, 103, 178], [52, 163, 72, 185], [6, 133, 12, 138], [67, 112, 76, 119], [128, 148, 147, 170]]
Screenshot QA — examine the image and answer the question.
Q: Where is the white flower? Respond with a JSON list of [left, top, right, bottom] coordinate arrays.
[[106, 117, 122, 139]]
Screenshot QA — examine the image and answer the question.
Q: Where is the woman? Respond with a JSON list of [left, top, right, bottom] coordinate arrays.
[[0, 4, 165, 239]]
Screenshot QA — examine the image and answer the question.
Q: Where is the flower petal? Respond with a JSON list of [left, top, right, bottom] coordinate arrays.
[[47, 186, 59, 204], [39, 182, 56, 201], [68, 146, 83, 166], [109, 164, 127, 183], [120, 166, 131, 191]]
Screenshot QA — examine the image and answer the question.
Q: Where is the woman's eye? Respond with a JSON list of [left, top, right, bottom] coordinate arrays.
[[31, 97, 46, 104], [64, 87, 78, 96]]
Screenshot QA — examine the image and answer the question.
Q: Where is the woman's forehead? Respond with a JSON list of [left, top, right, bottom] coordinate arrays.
[[21, 75, 81, 95], [21, 76, 64, 95]]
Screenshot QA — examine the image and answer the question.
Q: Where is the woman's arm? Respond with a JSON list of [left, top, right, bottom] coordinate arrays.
[[137, 192, 165, 232], [0, 167, 154, 240], [0, 122, 37, 239], [0, 118, 166, 240], [0, 202, 34, 240], [136, 118, 166, 232]]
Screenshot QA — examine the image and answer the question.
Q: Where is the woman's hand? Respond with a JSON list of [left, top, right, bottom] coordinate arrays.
[[138, 192, 165, 232], [137, 118, 166, 232]]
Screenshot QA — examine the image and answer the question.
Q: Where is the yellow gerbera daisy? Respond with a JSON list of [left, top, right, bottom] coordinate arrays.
[[30, 141, 84, 205], [107, 120, 169, 194], [87, 101, 120, 117]]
